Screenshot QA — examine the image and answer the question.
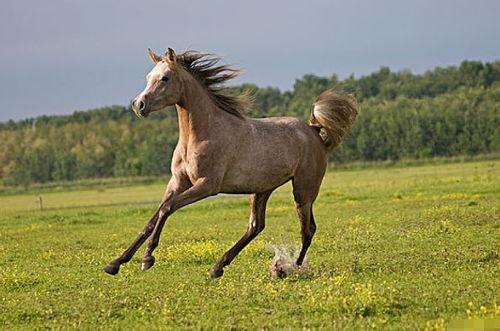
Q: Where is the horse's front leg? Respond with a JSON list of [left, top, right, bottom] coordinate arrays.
[[141, 178, 218, 271], [102, 178, 190, 275], [102, 209, 160, 275]]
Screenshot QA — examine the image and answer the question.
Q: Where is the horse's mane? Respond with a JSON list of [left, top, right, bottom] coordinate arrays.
[[176, 51, 248, 118]]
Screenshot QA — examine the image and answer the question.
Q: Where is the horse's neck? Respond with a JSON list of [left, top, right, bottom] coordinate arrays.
[[175, 80, 219, 144]]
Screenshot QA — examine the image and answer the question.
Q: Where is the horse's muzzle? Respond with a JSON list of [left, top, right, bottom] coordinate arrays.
[[131, 98, 149, 117]]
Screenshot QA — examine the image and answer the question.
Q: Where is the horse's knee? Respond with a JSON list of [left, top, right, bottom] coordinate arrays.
[[159, 204, 173, 218]]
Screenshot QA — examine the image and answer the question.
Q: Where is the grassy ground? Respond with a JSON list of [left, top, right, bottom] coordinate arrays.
[[0, 160, 498, 329]]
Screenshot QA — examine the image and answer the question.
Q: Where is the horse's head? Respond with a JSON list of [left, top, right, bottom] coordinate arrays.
[[131, 48, 183, 117]]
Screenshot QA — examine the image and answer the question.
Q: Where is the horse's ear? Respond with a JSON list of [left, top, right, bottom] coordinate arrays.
[[165, 48, 177, 65], [147, 48, 162, 64]]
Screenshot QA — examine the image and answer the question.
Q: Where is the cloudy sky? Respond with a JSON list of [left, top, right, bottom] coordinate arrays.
[[0, 0, 499, 121]]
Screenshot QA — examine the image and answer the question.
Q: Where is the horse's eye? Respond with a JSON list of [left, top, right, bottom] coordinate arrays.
[[161, 76, 170, 83]]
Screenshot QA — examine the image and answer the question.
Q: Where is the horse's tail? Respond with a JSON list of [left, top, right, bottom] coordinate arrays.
[[309, 90, 358, 152]]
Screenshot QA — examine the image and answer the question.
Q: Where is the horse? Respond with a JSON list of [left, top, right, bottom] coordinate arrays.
[[103, 48, 358, 278]]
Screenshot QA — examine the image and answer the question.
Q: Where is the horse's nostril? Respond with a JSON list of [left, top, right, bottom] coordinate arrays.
[[139, 100, 145, 110]]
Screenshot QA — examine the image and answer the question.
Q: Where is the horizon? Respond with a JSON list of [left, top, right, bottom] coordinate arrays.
[[1, 0, 499, 122], [0, 58, 496, 124]]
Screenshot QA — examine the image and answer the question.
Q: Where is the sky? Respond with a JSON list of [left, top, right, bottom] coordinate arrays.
[[0, 0, 499, 122]]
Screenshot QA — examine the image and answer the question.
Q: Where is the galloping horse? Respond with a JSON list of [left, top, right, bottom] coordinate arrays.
[[103, 48, 357, 278]]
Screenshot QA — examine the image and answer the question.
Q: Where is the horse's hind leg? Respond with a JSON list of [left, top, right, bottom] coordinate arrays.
[[209, 189, 273, 278], [295, 201, 316, 266], [292, 176, 320, 266]]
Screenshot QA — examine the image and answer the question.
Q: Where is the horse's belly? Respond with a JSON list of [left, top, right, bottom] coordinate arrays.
[[220, 163, 294, 194]]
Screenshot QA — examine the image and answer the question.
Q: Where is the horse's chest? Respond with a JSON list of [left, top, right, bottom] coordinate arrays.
[[175, 144, 221, 180]]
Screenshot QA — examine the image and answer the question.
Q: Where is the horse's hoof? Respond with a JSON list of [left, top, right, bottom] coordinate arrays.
[[141, 256, 155, 271], [102, 263, 120, 275], [208, 266, 224, 279]]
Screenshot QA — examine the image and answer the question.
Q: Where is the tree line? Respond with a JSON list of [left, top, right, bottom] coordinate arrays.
[[1, 60, 499, 185]]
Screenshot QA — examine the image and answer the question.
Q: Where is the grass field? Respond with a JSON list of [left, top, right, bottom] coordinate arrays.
[[1, 160, 499, 329]]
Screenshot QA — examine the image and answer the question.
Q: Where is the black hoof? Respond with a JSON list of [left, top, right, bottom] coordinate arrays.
[[102, 263, 120, 275], [141, 256, 155, 271], [208, 266, 224, 279]]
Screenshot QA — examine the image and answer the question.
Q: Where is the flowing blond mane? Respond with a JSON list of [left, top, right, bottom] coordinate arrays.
[[176, 51, 248, 118]]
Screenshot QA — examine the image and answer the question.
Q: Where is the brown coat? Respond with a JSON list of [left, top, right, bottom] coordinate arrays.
[[103, 48, 358, 278]]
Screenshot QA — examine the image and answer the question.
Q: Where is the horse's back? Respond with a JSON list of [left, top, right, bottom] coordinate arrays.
[[248, 116, 326, 158]]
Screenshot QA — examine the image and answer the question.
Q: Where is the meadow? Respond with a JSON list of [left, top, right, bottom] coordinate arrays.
[[0, 160, 499, 329]]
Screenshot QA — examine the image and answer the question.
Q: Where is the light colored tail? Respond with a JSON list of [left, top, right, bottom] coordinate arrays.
[[309, 90, 358, 151]]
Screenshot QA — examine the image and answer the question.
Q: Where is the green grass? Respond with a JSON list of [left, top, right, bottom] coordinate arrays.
[[0, 160, 499, 329]]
